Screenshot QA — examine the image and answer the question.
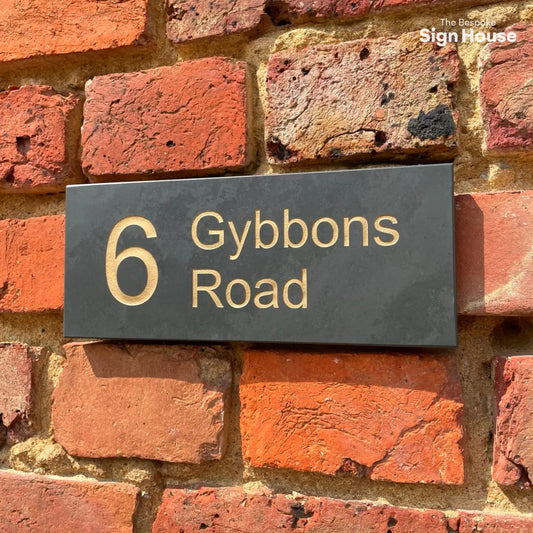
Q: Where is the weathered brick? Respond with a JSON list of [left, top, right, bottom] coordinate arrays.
[[52, 342, 231, 463], [0, 0, 149, 63], [0, 470, 138, 532], [240, 349, 464, 484], [265, 34, 459, 165], [153, 487, 449, 532], [455, 191, 533, 315], [0, 86, 81, 192], [166, 0, 498, 42], [0, 215, 65, 312], [0, 343, 44, 443], [481, 24, 533, 153], [492, 356, 533, 488], [81, 58, 249, 181], [449, 512, 533, 532]]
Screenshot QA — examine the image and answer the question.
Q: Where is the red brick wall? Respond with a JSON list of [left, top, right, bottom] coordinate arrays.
[[0, 0, 532, 531]]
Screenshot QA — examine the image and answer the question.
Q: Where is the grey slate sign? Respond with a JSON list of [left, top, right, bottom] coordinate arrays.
[[64, 164, 457, 347]]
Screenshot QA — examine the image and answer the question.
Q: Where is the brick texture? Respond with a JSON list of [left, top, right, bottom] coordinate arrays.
[[0, 470, 138, 532], [455, 191, 533, 315], [0, 215, 65, 312], [166, 0, 499, 42], [0, 0, 149, 63], [240, 349, 464, 484], [449, 512, 533, 532], [481, 24, 533, 154], [265, 34, 459, 165], [81, 58, 249, 181], [492, 356, 533, 488], [0, 86, 81, 192], [52, 342, 231, 463], [153, 487, 449, 532], [0, 343, 44, 443]]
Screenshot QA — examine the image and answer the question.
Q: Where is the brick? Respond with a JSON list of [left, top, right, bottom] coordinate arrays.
[[0, 86, 81, 192], [449, 512, 533, 532], [0, 0, 149, 63], [166, 0, 498, 42], [492, 356, 533, 488], [52, 342, 231, 463], [0, 215, 64, 312], [455, 191, 533, 315], [481, 24, 533, 154], [81, 58, 249, 181], [265, 34, 459, 165], [240, 349, 464, 484], [153, 487, 449, 532], [0, 470, 138, 532], [0, 343, 44, 443]]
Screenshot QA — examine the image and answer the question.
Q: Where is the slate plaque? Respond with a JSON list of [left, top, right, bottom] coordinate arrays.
[[64, 164, 457, 347]]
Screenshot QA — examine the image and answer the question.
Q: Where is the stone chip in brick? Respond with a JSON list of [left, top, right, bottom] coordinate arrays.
[[153, 487, 449, 532], [0, 86, 81, 192]]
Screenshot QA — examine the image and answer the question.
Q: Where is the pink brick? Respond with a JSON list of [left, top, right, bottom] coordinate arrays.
[[455, 191, 533, 315], [481, 24, 533, 153]]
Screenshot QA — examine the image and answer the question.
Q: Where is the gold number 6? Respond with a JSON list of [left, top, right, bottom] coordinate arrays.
[[105, 216, 159, 306]]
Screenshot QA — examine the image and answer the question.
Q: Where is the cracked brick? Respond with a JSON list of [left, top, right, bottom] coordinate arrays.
[[81, 58, 249, 181], [493, 355, 533, 488], [0, 0, 149, 63], [240, 348, 464, 484]]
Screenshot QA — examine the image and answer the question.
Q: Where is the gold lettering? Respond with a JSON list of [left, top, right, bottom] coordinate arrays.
[[254, 279, 279, 308], [283, 209, 308, 248], [191, 212, 224, 250], [192, 269, 223, 308], [311, 218, 339, 248], [226, 279, 251, 308], [228, 220, 251, 260], [343, 216, 369, 247], [283, 269, 308, 309], [255, 210, 279, 249], [374, 216, 399, 246]]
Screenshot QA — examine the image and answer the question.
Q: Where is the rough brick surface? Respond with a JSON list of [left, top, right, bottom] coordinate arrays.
[[455, 191, 533, 315], [449, 512, 533, 532], [481, 24, 533, 153], [166, 0, 498, 42], [52, 342, 231, 463], [0, 215, 65, 312], [492, 356, 533, 488], [265, 34, 459, 165], [0, 343, 44, 443], [0, 86, 80, 192], [240, 349, 464, 484], [81, 58, 249, 181], [0, 0, 149, 63], [0, 470, 138, 532], [153, 487, 449, 532]]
